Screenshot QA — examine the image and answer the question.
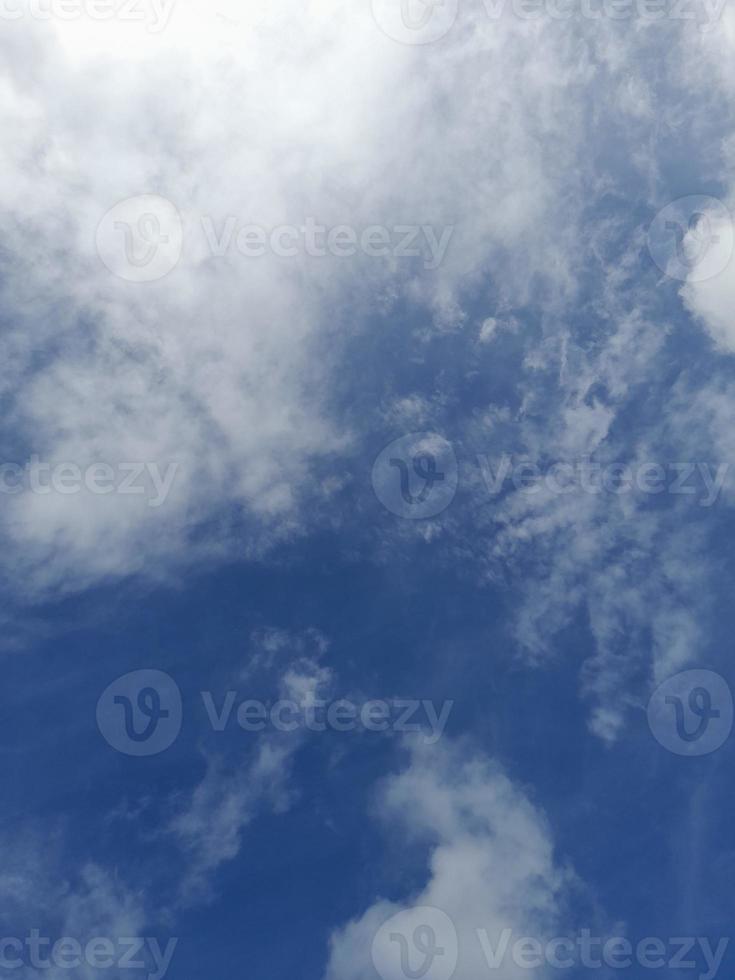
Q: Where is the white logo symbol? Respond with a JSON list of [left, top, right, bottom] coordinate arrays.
[[96, 195, 183, 282], [371, 0, 459, 44], [372, 433, 458, 519], [97, 669, 182, 756], [648, 669, 733, 756], [648, 196, 733, 283], [372, 907, 458, 980]]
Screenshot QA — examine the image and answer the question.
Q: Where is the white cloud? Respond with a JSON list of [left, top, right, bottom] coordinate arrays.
[[325, 739, 581, 980], [0, 0, 602, 596], [682, 230, 735, 352], [168, 628, 332, 902], [0, 836, 152, 980], [453, 300, 719, 742]]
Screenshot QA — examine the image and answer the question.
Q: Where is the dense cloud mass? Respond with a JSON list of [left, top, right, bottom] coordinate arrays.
[[0, 0, 618, 594]]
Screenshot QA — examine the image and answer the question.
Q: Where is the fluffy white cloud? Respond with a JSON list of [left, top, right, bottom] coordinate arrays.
[[325, 739, 581, 980], [0, 0, 600, 596]]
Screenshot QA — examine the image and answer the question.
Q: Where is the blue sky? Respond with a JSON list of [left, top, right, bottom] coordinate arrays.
[[1, 2, 735, 979]]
